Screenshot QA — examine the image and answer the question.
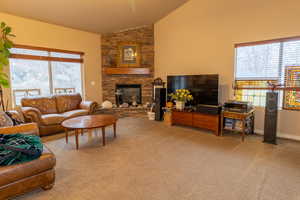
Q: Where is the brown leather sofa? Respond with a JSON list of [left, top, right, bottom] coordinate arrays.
[[21, 93, 97, 136], [0, 123, 56, 199]]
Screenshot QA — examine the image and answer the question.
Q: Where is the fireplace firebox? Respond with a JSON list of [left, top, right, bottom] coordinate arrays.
[[115, 84, 142, 106]]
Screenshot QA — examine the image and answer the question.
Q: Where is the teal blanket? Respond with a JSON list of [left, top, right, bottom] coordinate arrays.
[[0, 134, 43, 166]]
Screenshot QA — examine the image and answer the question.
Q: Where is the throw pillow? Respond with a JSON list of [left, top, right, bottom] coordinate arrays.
[[0, 112, 13, 127]]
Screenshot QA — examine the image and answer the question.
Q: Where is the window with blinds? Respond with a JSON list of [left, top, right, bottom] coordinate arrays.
[[234, 37, 300, 109], [9, 44, 84, 105], [235, 43, 281, 80]]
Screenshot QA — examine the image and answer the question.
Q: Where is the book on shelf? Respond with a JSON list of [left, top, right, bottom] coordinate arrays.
[[235, 120, 243, 131]]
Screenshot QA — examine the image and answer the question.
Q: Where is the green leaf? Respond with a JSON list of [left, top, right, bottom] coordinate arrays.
[[0, 72, 8, 78], [0, 40, 4, 49], [0, 79, 9, 88], [0, 72, 9, 88], [0, 22, 5, 28], [4, 40, 13, 49], [3, 49, 10, 57], [0, 54, 9, 66], [3, 27, 11, 34]]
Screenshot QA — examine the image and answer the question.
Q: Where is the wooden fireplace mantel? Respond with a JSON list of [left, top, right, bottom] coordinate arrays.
[[103, 67, 151, 75]]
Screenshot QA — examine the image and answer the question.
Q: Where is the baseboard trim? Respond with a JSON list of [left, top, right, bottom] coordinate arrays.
[[255, 129, 300, 141]]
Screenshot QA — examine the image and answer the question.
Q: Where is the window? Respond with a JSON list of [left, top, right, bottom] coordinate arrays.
[[234, 80, 269, 107], [51, 61, 82, 95], [9, 44, 84, 105], [234, 37, 300, 109], [13, 89, 41, 106]]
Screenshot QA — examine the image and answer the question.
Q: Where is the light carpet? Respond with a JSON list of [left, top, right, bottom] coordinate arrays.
[[14, 117, 300, 200]]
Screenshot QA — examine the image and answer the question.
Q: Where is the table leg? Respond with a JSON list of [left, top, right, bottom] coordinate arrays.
[[65, 128, 68, 144], [93, 128, 98, 136], [251, 113, 255, 134], [102, 127, 106, 146], [242, 119, 245, 142], [113, 123, 117, 138], [75, 129, 79, 150], [220, 112, 224, 136], [81, 129, 84, 136]]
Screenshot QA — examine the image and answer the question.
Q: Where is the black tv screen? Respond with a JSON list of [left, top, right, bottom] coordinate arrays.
[[167, 74, 219, 106]]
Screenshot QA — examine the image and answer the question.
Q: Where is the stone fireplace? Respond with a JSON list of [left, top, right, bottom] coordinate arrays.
[[115, 84, 142, 106], [102, 77, 153, 106], [101, 25, 154, 108]]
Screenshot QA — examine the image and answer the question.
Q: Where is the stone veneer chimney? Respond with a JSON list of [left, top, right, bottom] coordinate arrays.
[[101, 25, 154, 105]]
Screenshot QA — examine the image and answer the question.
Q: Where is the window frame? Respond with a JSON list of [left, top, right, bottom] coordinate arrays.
[[234, 36, 300, 110], [9, 44, 84, 106]]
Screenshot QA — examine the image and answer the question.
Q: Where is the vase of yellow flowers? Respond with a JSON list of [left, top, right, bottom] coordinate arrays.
[[175, 101, 185, 110], [169, 89, 193, 110]]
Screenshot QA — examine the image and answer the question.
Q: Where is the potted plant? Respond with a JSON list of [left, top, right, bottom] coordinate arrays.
[[0, 22, 15, 111], [169, 89, 193, 110]]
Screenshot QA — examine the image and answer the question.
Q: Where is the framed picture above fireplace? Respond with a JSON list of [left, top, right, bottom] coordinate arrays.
[[118, 42, 141, 67]]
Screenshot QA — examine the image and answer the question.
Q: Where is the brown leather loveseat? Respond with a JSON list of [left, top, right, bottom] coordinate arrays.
[[21, 93, 97, 136], [0, 123, 56, 199]]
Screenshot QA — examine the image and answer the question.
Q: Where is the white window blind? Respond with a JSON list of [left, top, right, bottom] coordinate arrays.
[[281, 40, 300, 83], [235, 43, 281, 80], [282, 40, 300, 67]]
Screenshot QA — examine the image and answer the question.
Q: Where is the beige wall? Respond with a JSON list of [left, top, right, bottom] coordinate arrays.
[[155, 0, 300, 140], [0, 12, 102, 105]]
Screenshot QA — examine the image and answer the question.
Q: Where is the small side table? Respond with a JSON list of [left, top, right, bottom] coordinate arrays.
[[220, 109, 255, 141]]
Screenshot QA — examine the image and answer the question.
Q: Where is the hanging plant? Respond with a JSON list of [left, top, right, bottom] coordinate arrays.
[[0, 22, 15, 111]]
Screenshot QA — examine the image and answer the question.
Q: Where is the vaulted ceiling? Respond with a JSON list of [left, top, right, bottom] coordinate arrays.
[[0, 0, 188, 33]]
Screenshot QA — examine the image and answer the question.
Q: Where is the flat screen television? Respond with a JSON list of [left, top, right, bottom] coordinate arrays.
[[167, 74, 219, 106]]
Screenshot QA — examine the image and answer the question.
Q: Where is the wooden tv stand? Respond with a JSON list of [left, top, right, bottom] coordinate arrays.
[[171, 109, 221, 135]]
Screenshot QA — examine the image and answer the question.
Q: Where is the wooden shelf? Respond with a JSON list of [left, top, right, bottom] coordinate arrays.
[[103, 67, 151, 75], [223, 128, 243, 132]]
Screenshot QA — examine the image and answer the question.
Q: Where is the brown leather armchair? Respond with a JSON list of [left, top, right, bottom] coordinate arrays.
[[21, 93, 98, 136], [0, 123, 56, 199]]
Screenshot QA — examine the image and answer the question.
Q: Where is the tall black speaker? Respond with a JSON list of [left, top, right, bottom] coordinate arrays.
[[263, 92, 278, 145], [155, 88, 166, 121]]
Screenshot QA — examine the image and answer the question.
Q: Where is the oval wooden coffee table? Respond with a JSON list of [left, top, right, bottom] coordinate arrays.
[[62, 114, 118, 150]]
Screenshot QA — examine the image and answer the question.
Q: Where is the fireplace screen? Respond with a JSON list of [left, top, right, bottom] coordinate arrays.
[[115, 84, 142, 106]]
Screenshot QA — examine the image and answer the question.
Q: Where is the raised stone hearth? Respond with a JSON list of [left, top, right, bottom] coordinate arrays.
[[101, 25, 154, 107], [95, 107, 149, 118]]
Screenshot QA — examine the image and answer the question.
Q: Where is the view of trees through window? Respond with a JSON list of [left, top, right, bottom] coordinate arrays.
[[10, 59, 50, 95], [9, 47, 83, 105], [51, 61, 82, 95]]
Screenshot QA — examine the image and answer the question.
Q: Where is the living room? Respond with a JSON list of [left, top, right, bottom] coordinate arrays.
[[0, 0, 300, 199]]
